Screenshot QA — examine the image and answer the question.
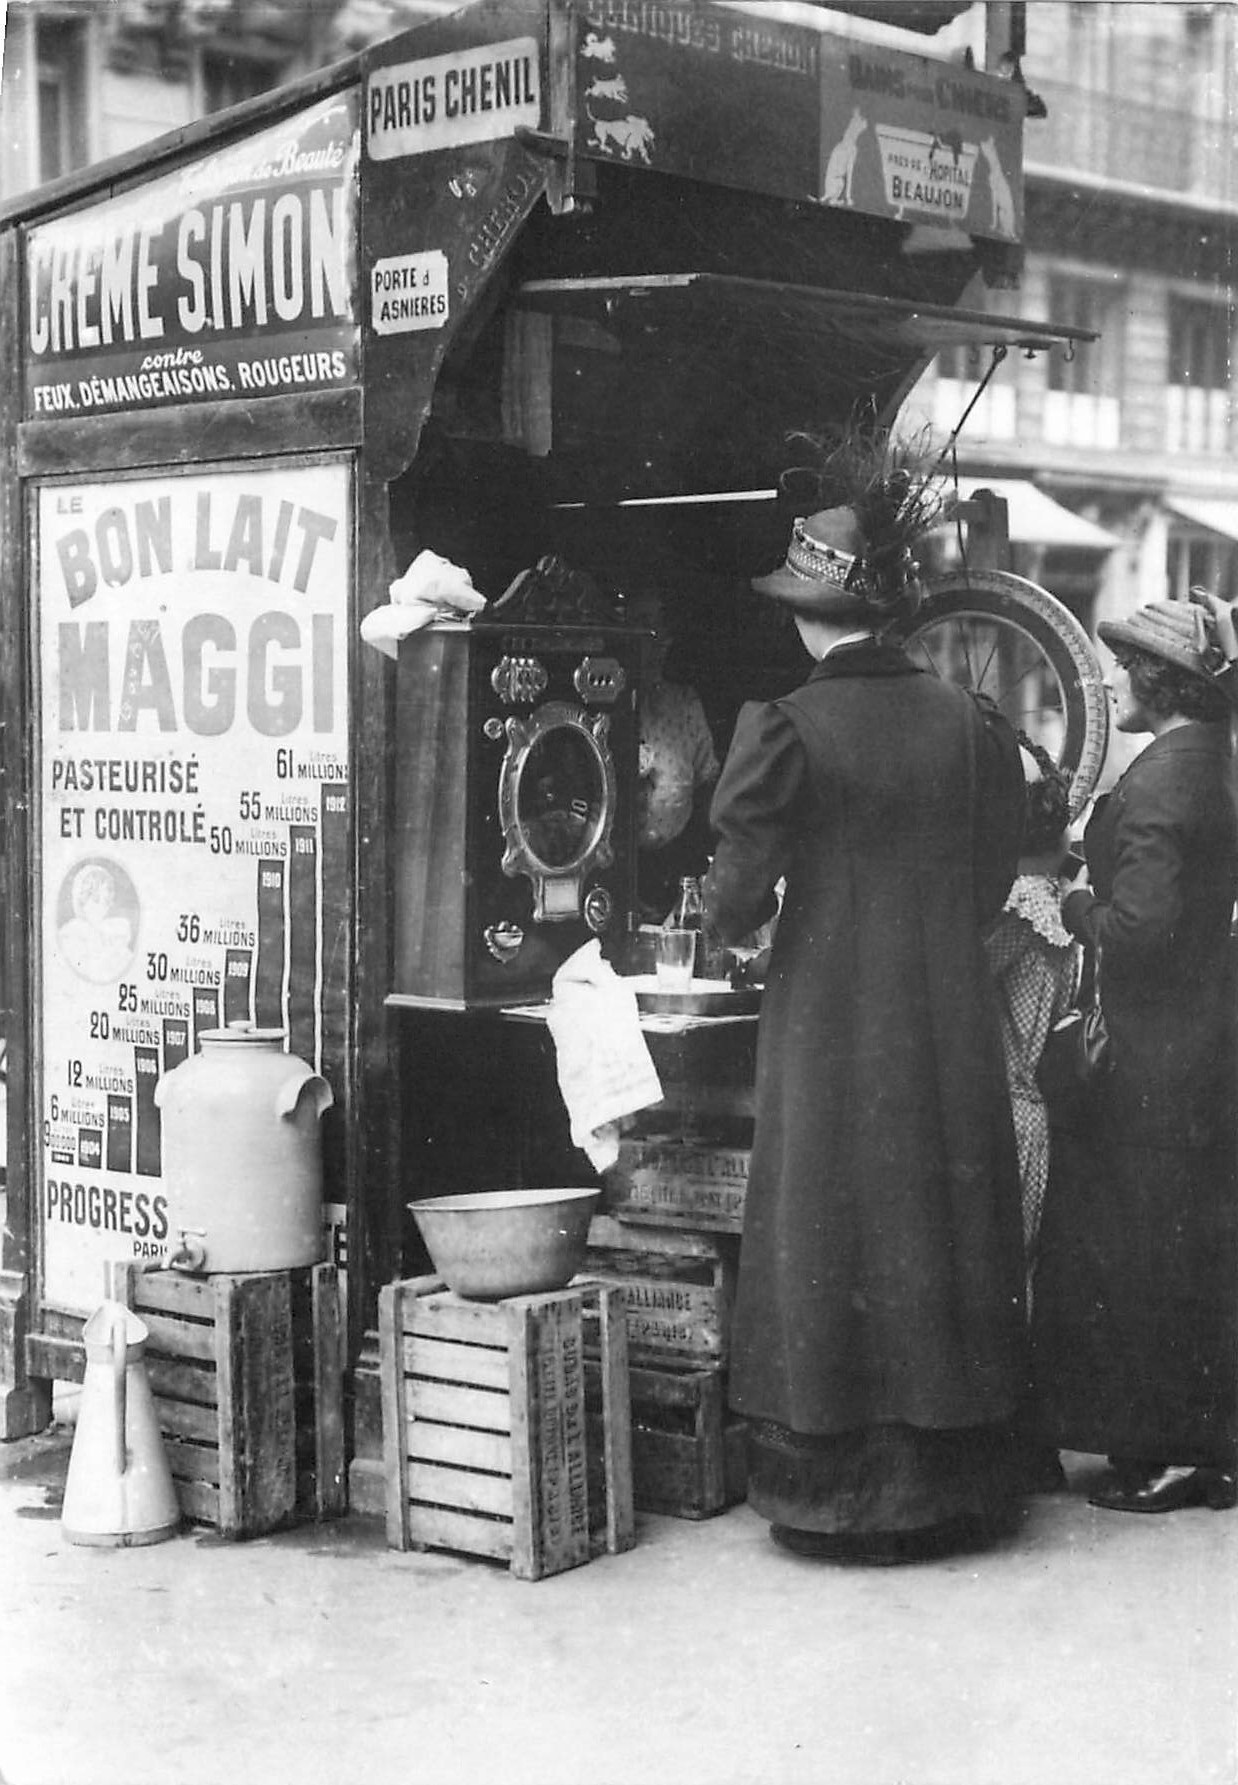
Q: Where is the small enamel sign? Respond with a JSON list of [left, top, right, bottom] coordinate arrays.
[[371, 250, 449, 334], [368, 38, 540, 159]]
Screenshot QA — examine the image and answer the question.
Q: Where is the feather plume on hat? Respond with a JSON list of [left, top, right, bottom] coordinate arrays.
[[763, 417, 946, 623]]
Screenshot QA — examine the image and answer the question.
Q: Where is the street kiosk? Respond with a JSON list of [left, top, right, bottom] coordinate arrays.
[[1, 0, 1093, 1450]]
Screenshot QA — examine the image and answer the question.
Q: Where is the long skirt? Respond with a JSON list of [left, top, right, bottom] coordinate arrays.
[[1031, 1124, 1238, 1468], [746, 1418, 1022, 1550]]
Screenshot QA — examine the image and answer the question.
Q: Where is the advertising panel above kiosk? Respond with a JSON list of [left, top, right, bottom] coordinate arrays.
[[24, 93, 361, 423], [566, 7, 1023, 240]]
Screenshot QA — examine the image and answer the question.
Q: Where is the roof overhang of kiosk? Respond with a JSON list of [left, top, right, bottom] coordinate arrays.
[[7, 0, 1082, 500], [512, 274, 1080, 358], [494, 274, 1093, 504]]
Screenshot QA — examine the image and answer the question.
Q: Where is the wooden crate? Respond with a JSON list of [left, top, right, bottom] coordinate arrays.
[[575, 1214, 737, 1367], [604, 1139, 750, 1234], [588, 1357, 747, 1520], [109, 1262, 345, 1539], [379, 1275, 635, 1581]]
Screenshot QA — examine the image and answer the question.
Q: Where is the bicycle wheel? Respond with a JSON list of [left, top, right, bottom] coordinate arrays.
[[889, 569, 1110, 818]]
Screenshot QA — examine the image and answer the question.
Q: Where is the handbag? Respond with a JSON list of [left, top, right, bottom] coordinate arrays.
[[1035, 948, 1110, 1122]]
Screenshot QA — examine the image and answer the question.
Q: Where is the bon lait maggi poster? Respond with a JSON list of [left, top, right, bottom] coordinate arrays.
[[36, 461, 351, 1311]]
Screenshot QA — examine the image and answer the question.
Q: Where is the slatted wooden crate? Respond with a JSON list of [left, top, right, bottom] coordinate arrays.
[[109, 1262, 345, 1539], [604, 1139, 750, 1234], [587, 1357, 747, 1520], [379, 1275, 635, 1581], [575, 1214, 737, 1367]]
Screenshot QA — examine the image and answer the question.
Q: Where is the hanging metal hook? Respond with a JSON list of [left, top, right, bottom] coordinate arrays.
[[933, 344, 1008, 472]]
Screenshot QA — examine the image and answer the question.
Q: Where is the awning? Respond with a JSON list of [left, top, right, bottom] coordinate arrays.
[[515, 275, 1096, 359], [953, 480, 1119, 550], [512, 276, 1095, 501], [1165, 497, 1238, 544]]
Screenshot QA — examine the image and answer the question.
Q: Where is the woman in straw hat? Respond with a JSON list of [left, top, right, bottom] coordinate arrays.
[[1032, 595, 1238, 1513], [704, 435, 1029, 1561]]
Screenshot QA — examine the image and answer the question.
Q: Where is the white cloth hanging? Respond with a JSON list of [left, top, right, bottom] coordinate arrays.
[[543, 941, 663, 1172]]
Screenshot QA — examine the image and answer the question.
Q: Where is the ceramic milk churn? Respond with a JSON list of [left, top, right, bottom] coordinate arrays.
[[155, 1024, 333, 1273], [62, 1300, 180, 1547]]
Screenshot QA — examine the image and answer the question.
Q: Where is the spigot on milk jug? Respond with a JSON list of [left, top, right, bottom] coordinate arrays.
[[154, 1024, 333, 1274]]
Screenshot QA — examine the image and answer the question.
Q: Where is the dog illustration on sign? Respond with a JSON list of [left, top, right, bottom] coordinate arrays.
[[822, 107, 868, 205], [581, 33, 655, 163], [590, 111, 655, 161], [586, 74, 630, 108], [980, 136, 1017, 235]]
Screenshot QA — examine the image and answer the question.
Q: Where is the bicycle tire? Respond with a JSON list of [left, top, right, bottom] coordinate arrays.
[[889, 569, 1110, 819]]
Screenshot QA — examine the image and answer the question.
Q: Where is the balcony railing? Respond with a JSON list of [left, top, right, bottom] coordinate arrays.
[[1043, 391, 1121, 451], [1167, 386, 1232, 457], [931, 377, 1017, 444], [1027, 79, 1236, 210]]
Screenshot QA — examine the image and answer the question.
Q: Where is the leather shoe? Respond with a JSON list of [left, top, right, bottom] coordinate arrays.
[[1089, 1465, 1237, 1514], [1107, 1455, 1163, 1491]]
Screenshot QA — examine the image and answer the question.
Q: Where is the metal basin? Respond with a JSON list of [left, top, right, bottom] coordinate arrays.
[[407, 1187, 601, 1301]]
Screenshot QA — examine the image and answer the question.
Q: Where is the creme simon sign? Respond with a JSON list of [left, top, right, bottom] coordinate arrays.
[[24, 93, 361, 421]]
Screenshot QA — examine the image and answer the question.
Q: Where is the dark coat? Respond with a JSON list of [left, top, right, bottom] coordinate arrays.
[[705, 640, 1027, 1437], [1060, 723, 1236, 1147], [1032, 722, 1238, 1464]]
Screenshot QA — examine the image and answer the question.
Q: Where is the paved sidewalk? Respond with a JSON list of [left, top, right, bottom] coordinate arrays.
[[1, 1424, 1235, 1785]]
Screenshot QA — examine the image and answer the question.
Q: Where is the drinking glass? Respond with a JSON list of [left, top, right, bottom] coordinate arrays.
[[655, 927, 697, 992]]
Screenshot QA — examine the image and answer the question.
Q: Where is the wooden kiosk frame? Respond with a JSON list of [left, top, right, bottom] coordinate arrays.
[[0, 0, 1085, 1444]]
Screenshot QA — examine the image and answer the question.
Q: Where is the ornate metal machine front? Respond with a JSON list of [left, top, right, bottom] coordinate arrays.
[[392, 562, 643, 1007]]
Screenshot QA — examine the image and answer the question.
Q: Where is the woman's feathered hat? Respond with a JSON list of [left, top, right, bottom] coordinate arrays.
[[753, 418, 945, 623]]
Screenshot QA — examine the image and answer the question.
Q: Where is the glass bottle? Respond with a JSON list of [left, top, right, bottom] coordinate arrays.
[[667, 875, 703, 931]]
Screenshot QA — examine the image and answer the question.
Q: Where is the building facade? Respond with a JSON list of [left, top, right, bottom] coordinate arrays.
[[908, 1, 1237, 638], [0, 0, 465, 199]]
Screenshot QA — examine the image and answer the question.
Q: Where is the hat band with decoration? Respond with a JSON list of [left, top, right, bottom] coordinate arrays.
[[786, 517, 861, 589]]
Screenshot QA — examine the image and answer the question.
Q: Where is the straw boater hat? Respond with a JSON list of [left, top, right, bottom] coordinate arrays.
[[1098, 600, 1228, 681]]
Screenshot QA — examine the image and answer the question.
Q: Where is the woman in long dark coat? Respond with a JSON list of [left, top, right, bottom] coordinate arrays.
[[1032, 599, 1238, 1513], [705, 500, 1028, 1561]]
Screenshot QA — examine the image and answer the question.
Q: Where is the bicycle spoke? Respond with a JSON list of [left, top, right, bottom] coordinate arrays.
[[990, 659, 1056, 706], [974, 630, 1002, 691], [1016, 706, 1068, 726], [909, 614, 1068, 727], [960, 625, 982, 689], [908, 635, 943, 677]]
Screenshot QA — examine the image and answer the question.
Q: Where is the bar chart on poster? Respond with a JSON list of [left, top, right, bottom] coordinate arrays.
[[35, 460, 352, 1310]]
